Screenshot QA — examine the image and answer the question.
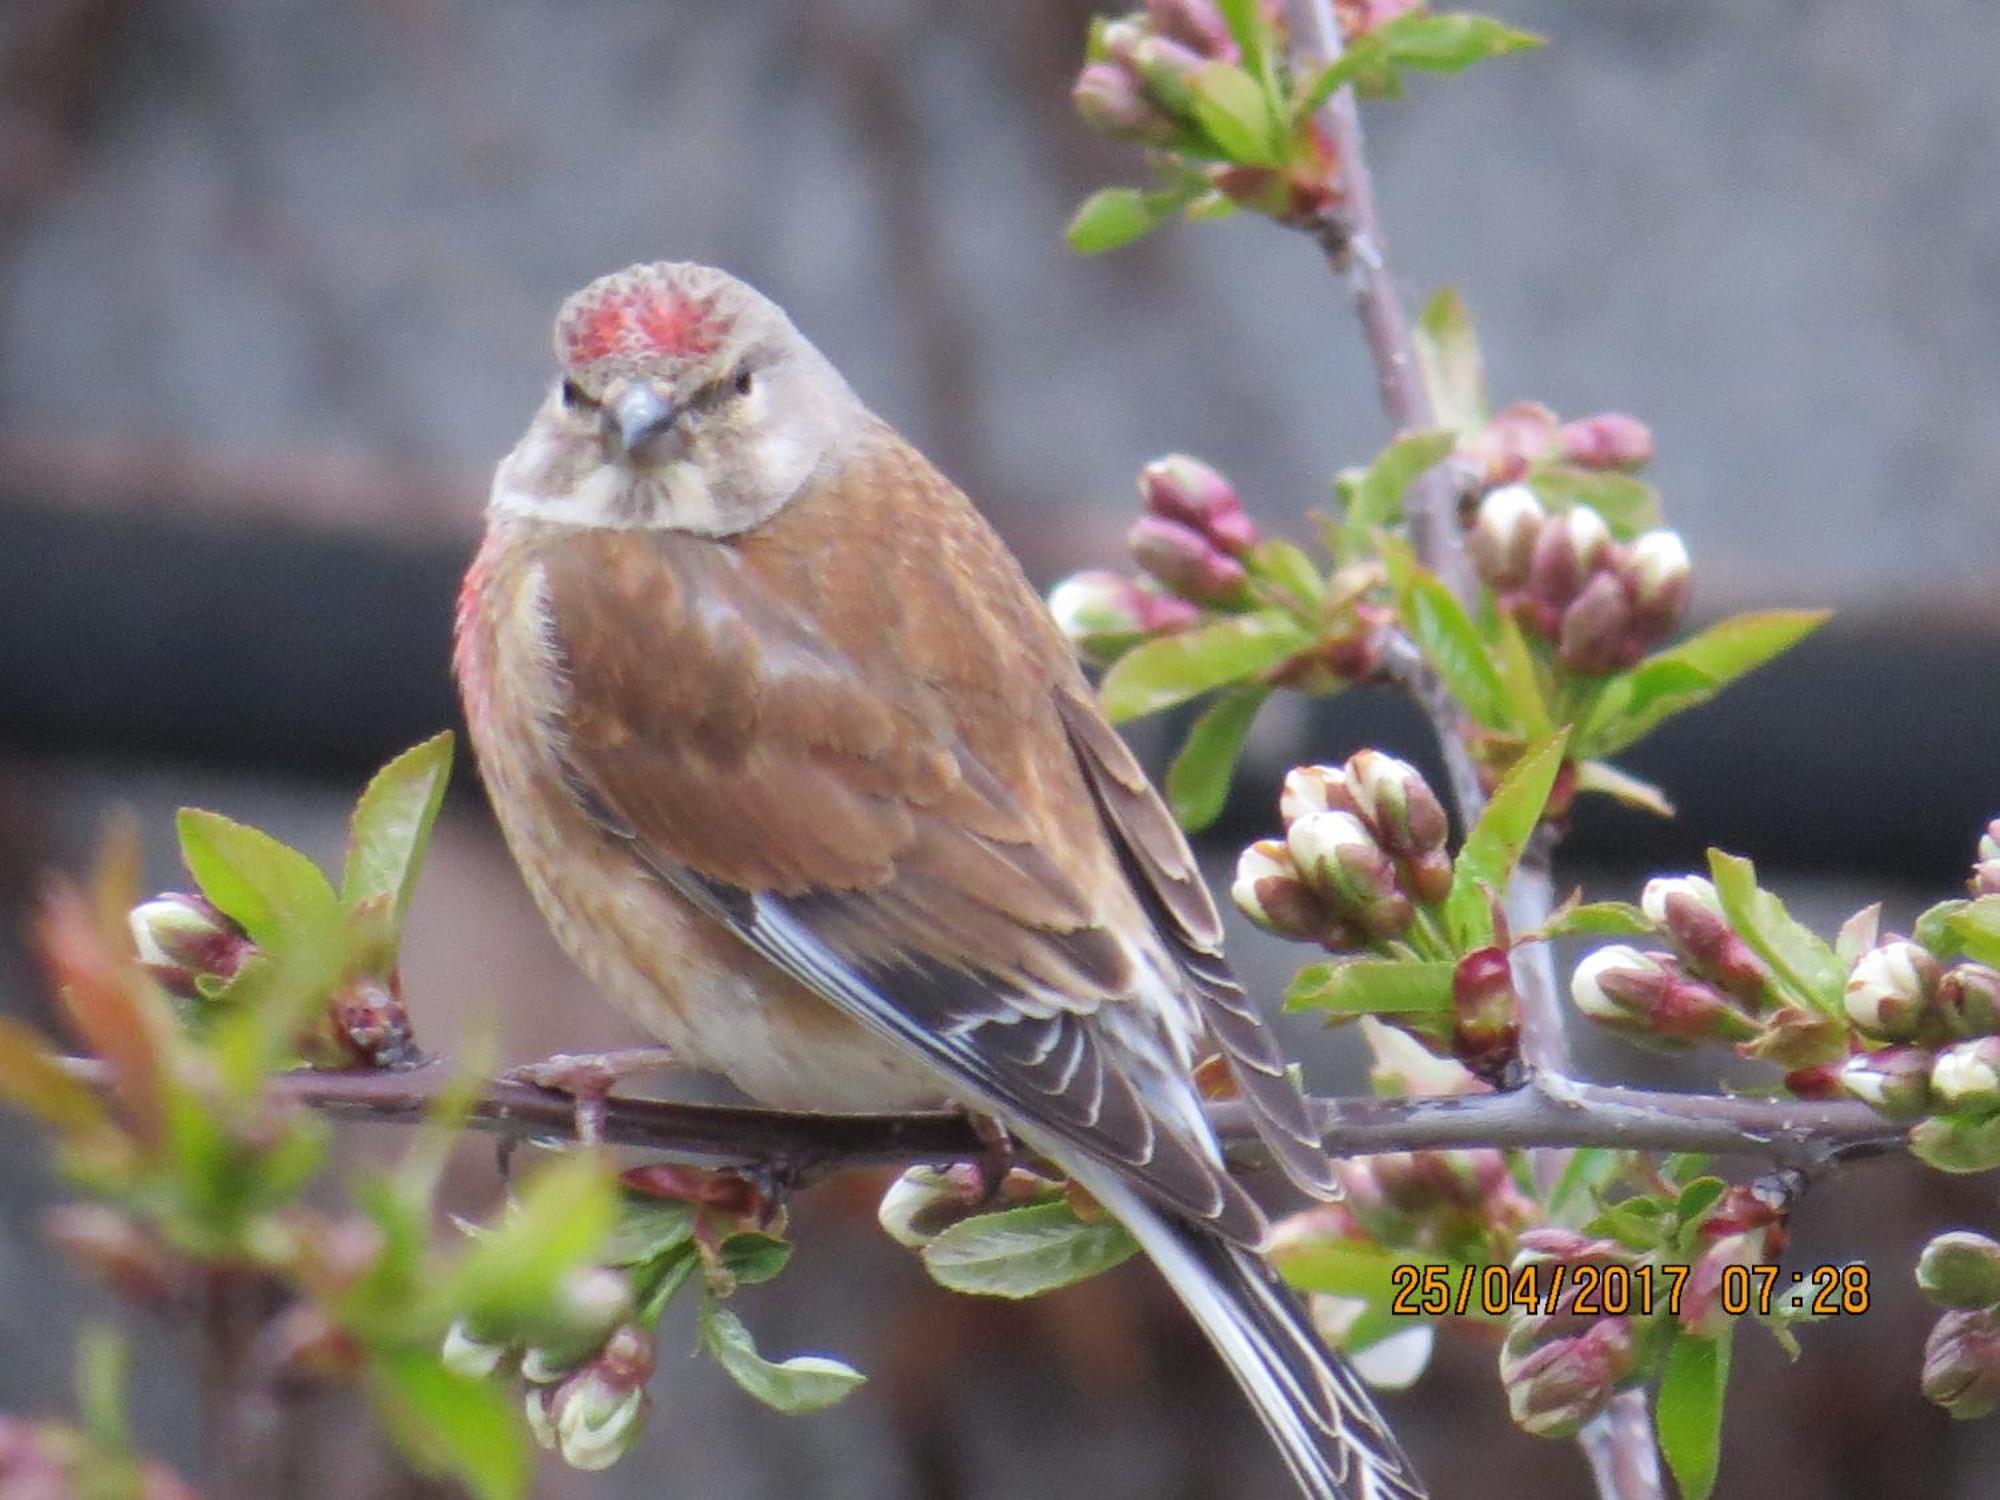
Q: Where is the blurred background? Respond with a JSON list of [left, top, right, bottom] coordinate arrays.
[[1, 1, 1996, 1496]]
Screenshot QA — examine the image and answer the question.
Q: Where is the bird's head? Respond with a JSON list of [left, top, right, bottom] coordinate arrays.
[[491, 262, 863, 535]]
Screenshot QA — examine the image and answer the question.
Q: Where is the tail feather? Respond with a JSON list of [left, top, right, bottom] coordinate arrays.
[[1072, 1164, 1429, 1500]]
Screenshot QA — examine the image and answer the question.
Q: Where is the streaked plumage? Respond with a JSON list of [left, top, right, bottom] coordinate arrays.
[[457, 262, 1426, 1500]]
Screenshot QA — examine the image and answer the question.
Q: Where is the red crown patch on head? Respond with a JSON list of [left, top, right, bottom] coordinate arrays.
[[558, 266, 724, 370]]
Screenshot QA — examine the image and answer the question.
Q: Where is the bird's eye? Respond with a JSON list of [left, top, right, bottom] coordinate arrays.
[[560, 378, 594, 410], [733, 367, 754, 397]]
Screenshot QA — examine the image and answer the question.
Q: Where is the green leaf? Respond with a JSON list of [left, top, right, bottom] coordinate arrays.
[[1706, 851, 1844, 1015], [602, 1198, 699, 1267], [1573, 759, 1676, 818], [1526, 464, 1661, 537], [176, 808, 341, 950], [1581, 610, 1830, 757], [1531, 901, 1652, 941], [1248, 538, 1325, 610], [698, 1299, 866, 1414], [1944, 897, 2000, 968], [718, 1232, 794, 1286], [441, 1155, 617, 1333], [1910, 1113, 2000, 1174], [1188, 63, 1282, 165], [1299, 13, 1540, 112], [1216, 0, 1269, 82], [1492, 613, 1554, 741], [1674, 1176, 1728, 1228], [75, 1325, 132, 1454], [1445, 732, 1570, 949], [1414, 287, 1487, 432], [372, 1350, 528, 1500], [1338, 430, 1455, 558], [1066, 188, 1165, 255], [1657, 1329, 1732, 1500], [1166, 685, 1268, 832], [1285, 958, 1456, 1016], [0, 1016, 111, 1134], [1098, 611, 1310, 722], [920, 1201, 1139, 1298], [342, 732, 454, 933], [1384, 543, 1513, 731]]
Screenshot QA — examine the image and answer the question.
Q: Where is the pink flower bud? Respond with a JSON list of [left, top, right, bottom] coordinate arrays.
[[1048, 570, 1195, 664], [1839, 1046, 1935, 1119], [1918, 1232, 2000, 1310], [1924, 1307, 2000, 1419], [1556, 570, 1634, 676], [1465, 484, 1546, 593], [1458, 401, 1559, 489], [1280, 764, 1359, 828], [128, 892, 252, 998], [1499, 1312, 1634, 1439], [1845, 940, 1943, 1041], [1072, 61, 1175, 143], [1641, 875, 1771, 1004], [1144, 0, 1238, 58], [1138, 454, 1258, 556], [1570, 945, 1756, 1044], [1558, 412, 1654, 472], [1452, 947, 1519, 1083], [1971, 818, 2000, 897], [1345, 750, 1448, 857], [1941, 963, 2000, 1039], [1621, 529, 1692, 647], [1678, 1183, 1790, 1337], [1286, 810, 1411, 939], [1403, 848, 1454, 907], [1128, 33, 1209, 115], [1127, 516, 1248, 603], [1527, 504, 1614, 620], [1232, 839, 1332, 943]]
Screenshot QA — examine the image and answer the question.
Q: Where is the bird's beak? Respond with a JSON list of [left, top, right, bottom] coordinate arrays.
[[613, 384, 678, 455]]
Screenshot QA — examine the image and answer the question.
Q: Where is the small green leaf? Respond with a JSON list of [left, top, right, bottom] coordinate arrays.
[[920, 1201, 1139, 1298], [1674, 1176, 1728, 1227], [1445, 732, 1570, 949], [699, 1299, 866, 1414], [602, 1198, 699, 1267], [1370, 11, 1543, 74], [1384, 543, 1513, 731], [1912, 899, 1967, 957], [1492, 613, 1554, 740], [176, 808, 341, 949], [1248, 538, 1325, 610], [1910, 1113, 2000, 1174], [1188, 63, 1282, 165], [1098, 612, 1310, 722], [1066, 188, 1164, 255], [1573, 759, 1676, 818], [1657, 1329, 1732, 1500], [1216, 0, 1270, 82], [372, 1350, 528, 1500], [1166, 685, 1269, 832], [1414, 287, 1487, 432], [1338, 430, 1455, 558], [343, 732, 454, 933], [1527, 464, 1661, 537], [718, 1232, 794, 1286], [1531, 901, 1652, 941], [441, 1155, 617, 1332], [1944, 897, 2000, 968], [1581, 610, 1829, 757], [1706, 851, 1844, 1015], [1285, 958, 1456, 1016]]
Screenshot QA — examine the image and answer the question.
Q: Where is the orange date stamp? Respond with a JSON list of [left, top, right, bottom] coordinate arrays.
[[1387, 1261, 1872, 1319]]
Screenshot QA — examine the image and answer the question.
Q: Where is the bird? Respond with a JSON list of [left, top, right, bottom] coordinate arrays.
[[454, 260, 1427, 1500]]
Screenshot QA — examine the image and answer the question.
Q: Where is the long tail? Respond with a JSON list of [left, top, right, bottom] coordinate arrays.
[[1071, 1165, 1429, 1500]]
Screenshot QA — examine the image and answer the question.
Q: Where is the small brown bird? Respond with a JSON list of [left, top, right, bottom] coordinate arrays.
[[455, 262, 1425, 1500]]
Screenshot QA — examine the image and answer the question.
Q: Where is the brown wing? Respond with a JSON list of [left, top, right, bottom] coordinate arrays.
[[538, 430, 1269, 1239]]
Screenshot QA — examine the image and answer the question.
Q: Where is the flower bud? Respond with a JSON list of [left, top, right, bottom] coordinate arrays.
[[1558, 413, 1654, 472], [1458, 402, 1558, 490], [1126, 516, 1248, 603], [1402, 848, 1454, 907], [1048, 570, 1196, 664], [1465, 484, 1546, 592], [1641, 875, 1770, 1004], [1280, 764, 1358, 828], [128, 892, 252, 998], [532, 1325, 654, 1471], [1844, 940, 1942, 1041], [1072, 61, 1174, 143], [1499, 1312, 1634, 1440], [1345, 750, 1448, 858], [1924, 1307, 2000, 1420], [1232, 839, 1334, 943], [1128, 33, 1209, 116], [1138, 454, 1258, 556], [1919, 1232, 2000, 1310], [1933, 1037, 2000, 1111], [1556, 571, 1634, 676], [1621, 529, 1692, 647], [1973, 819, 2000, 898], [1452, 947, 1519, 1084], [1680, 1183, 1789, 1338], [878, 1163, 1049, 1248], [1335, 0, 1422, 41], [1941, 963, 2000, 1038], [1359, 1016, 1482, 1097], [1145, 0, 1238, 57], [1838, 1046, 1935, 1119], [521, 1265, 634, 1377], [1570, 945, 1755, 1043], [442, 1318, 513, 1379], [1286, 811, 1411, 939], [1526, 505, 1612, 617]]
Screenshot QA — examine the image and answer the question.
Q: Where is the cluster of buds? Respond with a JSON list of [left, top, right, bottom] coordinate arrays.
[[1455, 401, 1655, 494], [1497, 1229, 1640, 1438], [1919, 1232, 2000, 1419], [1127, 454, 1259, 603], [0, 1416, 197, 1500], [1463, 489, 1690, 675], [1233, 751, 1451, 948], [1333, 1148, 1537, 1261], [1676, 1179, 1793, 1339], [1838, 936, 2000, 1119]]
